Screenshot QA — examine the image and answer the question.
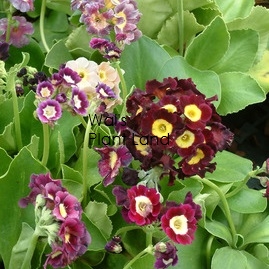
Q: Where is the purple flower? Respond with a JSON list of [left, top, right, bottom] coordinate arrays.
[[70, 87, 89, 115], [0, 16, 34, 47], [36, 81, 55, 98], [36, 99, 62, 124], [96, 83, 116, 99], [44, 245, 70, 269], [0, 41, 9, 61], [53, 191, 82, 221], [154, 242, 178, 269], [58, 67, 81, 86], [95, 145, 132, 186], [10, 0, 34, 12], [105, 236, 122, 254]]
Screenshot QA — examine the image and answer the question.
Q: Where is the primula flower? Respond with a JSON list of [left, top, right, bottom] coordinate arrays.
[[0, 16, 34, 47], [161, 203, 198, 245], [95, 145, 132, 186], [53, 191, 82, 221], [65, 57, 99, 95], [125, 185, 161, 225], [96, 83, 116, 99], [36, 99, 62, 124], [70, 87, 89, 115], [57, 67, 81, 87], [105, 235, 123, 254], [154, 242, 178, 269], [10, 0, 34, 12], [36, 81, 55, 99]]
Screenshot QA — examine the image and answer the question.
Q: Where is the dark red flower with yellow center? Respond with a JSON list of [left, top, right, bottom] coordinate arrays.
[[179, 94, 212, 130]]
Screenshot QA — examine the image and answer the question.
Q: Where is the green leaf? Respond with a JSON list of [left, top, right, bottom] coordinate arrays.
[[8, 223, 34, 269], [157, 10, 204, 50], [253, 244, 269, 264], [217, 72, 265, 115], [120, 36, 171, 90], [45, 39, 73, 70], [227, 188, 267, 214], [214, 0, 254, 22], [185, 16, 230, 70], [211, 29, 259, 73], [84, 201, 113, 239], [0, 147, 46, 268], [0, 147, 12, 176], [157, 56, 221, 106], [242, 251, 269, 269], [211, 247, 248, 269], [126, 253, 155, 269], [243, 215, 269, 246], [206, 150, 253, 183], [136, 0, 173, 38]]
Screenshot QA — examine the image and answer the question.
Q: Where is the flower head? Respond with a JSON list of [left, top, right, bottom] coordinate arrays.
[[95, 145, 132, 186], [0, 16, 34, 47], [154, 242, 178, 269], [10, 0, 34, 12], [70, 87, 89, 115], [36, 99, 62, 124]]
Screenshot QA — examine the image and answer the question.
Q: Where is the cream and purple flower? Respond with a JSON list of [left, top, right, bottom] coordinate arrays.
[[36, 81, 55, 99], [36, 99, 62, 124], [70, 87, 89, 115]]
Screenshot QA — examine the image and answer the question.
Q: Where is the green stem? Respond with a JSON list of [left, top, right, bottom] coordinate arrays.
[[21, 230, 39, 269], [40, 0, 50, 53], [123, 245, 153, 269], [5, 5, 14, 43], [196, 176, 237, 247], [81, 116, 92, 207], [8, 70, 23, 151], [226, 168, 263, 198], [206, 235, 214, 269], [177, 0, 184, 56], [115, 61, 127, 102], [41, 123, 50, 166]]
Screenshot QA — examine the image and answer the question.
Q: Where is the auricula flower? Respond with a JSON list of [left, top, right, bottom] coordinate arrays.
[[70, 87, 89, 115], [36, 99, 62, 124], [0, 16, 34, 47], [36, 81, 55, 99], [154, 242, 178, 269], [10, 0, 34, 12]]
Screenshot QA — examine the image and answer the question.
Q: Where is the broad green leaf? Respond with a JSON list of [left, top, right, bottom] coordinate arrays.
[[206, 150, 253, 183], [0, 123, 17, 155], [243, 215, 269, 246], [204, 220, 233, 245], [126, 253, 155, 269], [185, 16, 230, 70], [167, 0, 214, 12], [120, 36, 171, 90], [157, 10, 204, 50], [45, 39, 73, 70], [157, 56, 221, 106], [242, 250, 269, 269], [227, 6, 269, 61], [8, 223, 34, 269], [215, 0, 254, 22], [227, 188, 267, 214], [217, 72, 265, 115], [65, 25, 93, 59], [84, 201, 113, 239], [211, 29, 259, 73], [253, 244, 269, 264], [74, 148, 103, 187], [192, 7, 221, 26], [0, 147, 46, 268], [136, 0, 173, 38], [73, 250, 104, 268], [46, 0, 73, 15], [249, 50, 269, 93], [211, 247, 247, 269], [0, 147, 12, 176]]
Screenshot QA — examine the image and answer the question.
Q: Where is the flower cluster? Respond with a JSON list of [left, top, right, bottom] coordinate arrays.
[[34, 57, 122, 125], [119, 77, 233, 183], [19, 173, 91, 268], [0, 15, 34, 47], [71, 0, 142, 46]]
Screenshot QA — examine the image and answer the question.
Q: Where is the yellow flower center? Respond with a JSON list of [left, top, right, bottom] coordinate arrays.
[[134, 136, 150, 156], [187, 149, 205, 165], [40, 87, 51, 98], [115, 11, 127, 30], [109, 151, 118, 169], [184, 104, 202, 122], [162, 104, 177, 113], [43, 105, 56, 119], [98, 70, 107, 81], [135, 196, 152, 217], [152, 119, 173, 138], [65, 233, 70, 243], [59, 203, 67, 218], [169, 215, 188, 235], [176, 130, 195, 148]]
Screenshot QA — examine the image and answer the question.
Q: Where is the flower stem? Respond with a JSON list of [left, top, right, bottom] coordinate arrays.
[[21, 229, 39, 269], [123, 245, 153, 269], [115, 61, 127, 102], [5, 5, 14, 44], [7, 69, 23, 151], [195, 176, 237, 247], [177, 0, 184, 56], [206, 235, 214, 269], [40, 0, 50, 53], [41, 123, 50, 166], [81, 116, 92, 207]]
